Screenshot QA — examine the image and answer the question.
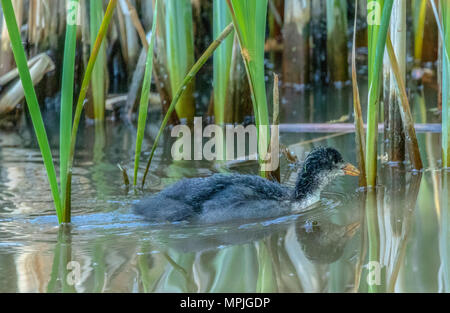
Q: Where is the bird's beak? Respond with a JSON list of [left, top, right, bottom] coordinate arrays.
[[342, 163, 360, 176]]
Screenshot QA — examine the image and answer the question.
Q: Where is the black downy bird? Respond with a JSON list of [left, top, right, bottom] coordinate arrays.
[[133, 147, 360, 224]]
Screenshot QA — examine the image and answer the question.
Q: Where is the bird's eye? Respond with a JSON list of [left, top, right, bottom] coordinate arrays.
[[312, 221, 320, 231]]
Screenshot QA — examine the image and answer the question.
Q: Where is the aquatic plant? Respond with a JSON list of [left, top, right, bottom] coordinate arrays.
[[351, 0, 366, 186], [383, 1, 423, 169], [213, 0, 234, 126], [425, 0, 449, 167], [89, 0, 107, 121], [60, 0, 79, 221], [413, 0, 428, 64], [2, 0, 119, 223], [383, 0, 406, 162], [365, 0, 394, 186], [1, 0, 444, 223], [164, 0, 196, 122], [0, 0, 62, 220], [227, 0, 271, 176], [64, 0, 118, 222], [385, 34, 423, 170], [133, 0, 159, 187], [270, 73, 280, 182]]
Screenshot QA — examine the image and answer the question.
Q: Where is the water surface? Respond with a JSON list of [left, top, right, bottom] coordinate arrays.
[[0, 85, 448, 293]]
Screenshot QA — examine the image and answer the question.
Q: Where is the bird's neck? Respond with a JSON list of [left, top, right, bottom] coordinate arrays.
[[293, 170, 322, 201]]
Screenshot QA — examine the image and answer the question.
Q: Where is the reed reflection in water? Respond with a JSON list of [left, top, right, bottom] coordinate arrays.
[[2, 167, 447, 292], [0, 94, 447, 292]]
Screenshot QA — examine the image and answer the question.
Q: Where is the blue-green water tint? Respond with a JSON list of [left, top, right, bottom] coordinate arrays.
[[0, 83, 446, 292]]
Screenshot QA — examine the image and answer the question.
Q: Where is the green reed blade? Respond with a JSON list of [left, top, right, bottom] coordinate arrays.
[[60, 0, 79, 214], [0, 0, 62, 222], [90, 0, 106, 121], [352, 0, 366, 187], [64, 0, 118, 222], [164, 0, 195, 122], [227, 0, 270, 176], [213, 0, 233, 125], [413, 0, 427, 63], [133, 0, 159, 186], [141, 23, 235, 187], [366, 0, 393, 186]]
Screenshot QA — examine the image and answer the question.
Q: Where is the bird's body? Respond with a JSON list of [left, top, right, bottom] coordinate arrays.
[[134, 147, 359, 224], [134, 174, 308, 224]]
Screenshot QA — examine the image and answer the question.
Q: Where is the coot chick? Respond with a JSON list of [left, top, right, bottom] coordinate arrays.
[[134, 147, 360, 224]]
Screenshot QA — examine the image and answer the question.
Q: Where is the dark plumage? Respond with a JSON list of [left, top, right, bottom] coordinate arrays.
[[294, 146, 345, 199], [133, 147, 359, 224]]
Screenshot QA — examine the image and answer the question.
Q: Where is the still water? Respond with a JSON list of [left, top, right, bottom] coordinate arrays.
[[0, 86, 448, 293]]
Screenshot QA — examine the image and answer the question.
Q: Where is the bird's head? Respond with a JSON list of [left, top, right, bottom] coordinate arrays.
[[302, 147, 360, 179], [295, 147, 360, 200]]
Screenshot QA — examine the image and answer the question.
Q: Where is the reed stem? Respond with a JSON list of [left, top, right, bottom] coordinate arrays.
[[90, 0, 106, 121], [383, 0, 405, 163], [270, 73, 280, 182], [133, 0, 159, 186], [386, 34, 423, 170], [413, 0, 428, 63], [352, 0, 367, 186], [60, 0, 79, 214], [227, 0, 271, 176], [64, 0, 118, 222], [213, 0, 233, 125], [366, 0, 394, 186], [164, 0, 196, 122]]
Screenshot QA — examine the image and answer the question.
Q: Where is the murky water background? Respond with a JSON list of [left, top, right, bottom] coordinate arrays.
[[0, 84, 448, 292]]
